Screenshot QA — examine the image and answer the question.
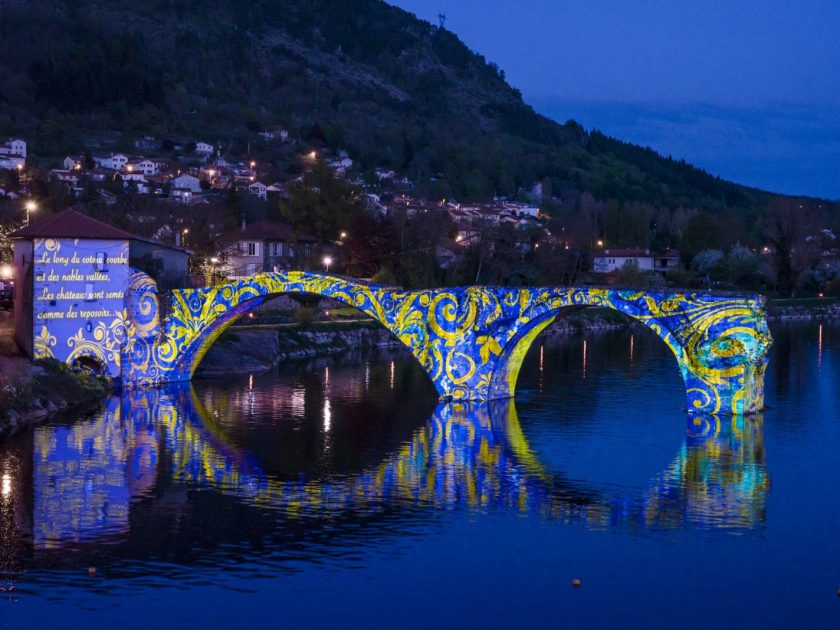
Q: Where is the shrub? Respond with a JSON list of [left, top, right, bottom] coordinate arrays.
[[293, 307, 316, 327]]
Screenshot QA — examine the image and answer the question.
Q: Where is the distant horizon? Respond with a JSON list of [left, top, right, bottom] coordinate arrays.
[[389, 0, 840, 200]]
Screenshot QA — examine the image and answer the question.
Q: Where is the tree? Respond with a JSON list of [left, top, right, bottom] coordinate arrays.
[[279, 160, 366, 240]]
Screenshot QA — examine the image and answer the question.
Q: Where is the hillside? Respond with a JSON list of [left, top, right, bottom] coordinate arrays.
[[0, 0, 805, 212]]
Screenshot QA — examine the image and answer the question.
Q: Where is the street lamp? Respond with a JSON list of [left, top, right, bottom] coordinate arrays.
[[322, 255, 333, 273], [339, 231, 347, 240], [209, 256, 219, 284], [596, 239, 604, 248], [25, 200, 36, 226]]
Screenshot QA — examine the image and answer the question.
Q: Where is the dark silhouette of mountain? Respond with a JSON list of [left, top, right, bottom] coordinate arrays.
[[0, 0, 828, 211]]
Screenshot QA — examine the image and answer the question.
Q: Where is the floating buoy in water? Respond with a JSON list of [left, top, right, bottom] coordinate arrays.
[[572, 578, 581, 588], [88, 567, 96, 576]]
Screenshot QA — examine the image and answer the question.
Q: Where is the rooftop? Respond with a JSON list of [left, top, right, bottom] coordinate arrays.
[[9, 208, 135, 240], [220, 221, 316, 245]]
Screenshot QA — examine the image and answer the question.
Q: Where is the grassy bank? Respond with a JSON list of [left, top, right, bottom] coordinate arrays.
[[0, 359, 112, 436]]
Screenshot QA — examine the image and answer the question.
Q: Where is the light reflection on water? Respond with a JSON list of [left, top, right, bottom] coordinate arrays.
[[0, 323, 837, 627]]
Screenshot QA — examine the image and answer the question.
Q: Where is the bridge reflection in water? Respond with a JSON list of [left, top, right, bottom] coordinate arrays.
[[1, 385, 768, 554]]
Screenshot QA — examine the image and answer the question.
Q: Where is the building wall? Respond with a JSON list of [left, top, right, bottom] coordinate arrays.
[[594, 255, 655, 273], [13, 240, 34, 355], [30, 238, 130, 377], [129, 240, 190, 288]]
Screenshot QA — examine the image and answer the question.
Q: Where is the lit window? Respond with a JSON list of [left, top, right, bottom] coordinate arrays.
[[95, 252, 108, 271]]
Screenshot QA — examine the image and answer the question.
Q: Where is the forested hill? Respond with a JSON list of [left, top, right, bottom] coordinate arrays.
[[0, 0, 826, 212]]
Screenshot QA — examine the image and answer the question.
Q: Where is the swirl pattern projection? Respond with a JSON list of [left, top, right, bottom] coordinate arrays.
[[122, 270, 772, 415]]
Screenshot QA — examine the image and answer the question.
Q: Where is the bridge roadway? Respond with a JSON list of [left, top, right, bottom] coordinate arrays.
[[122, 270, 772, 416]]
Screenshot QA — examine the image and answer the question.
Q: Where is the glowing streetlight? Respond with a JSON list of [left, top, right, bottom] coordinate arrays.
[[25, 200, 36, 226], [0, 264, 12, 279], [307, 150, 317, 161], [322, 255, 333, 272], [596, 239, 604, 247], [250, 161, 256, 169], [339, 231, 347, 240]]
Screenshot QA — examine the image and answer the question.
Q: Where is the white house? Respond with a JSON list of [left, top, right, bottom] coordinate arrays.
[[0, 154, 25, 170], [328, 157, 353, 175], [126, 159, 157, 176], [170, 187, 196, 203], [195, 142, 214, 154], [0, 139, 26, 158], [592, 248, 681, 273], [50, 169, 80, 184], [247, 181, 267, 200], [170, 173, 201, 192], [63, 155, 85, 170], [95, 153, 129, 171]]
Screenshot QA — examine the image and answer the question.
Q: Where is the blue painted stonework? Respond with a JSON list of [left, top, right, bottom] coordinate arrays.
[[122, 270, 772, 415]]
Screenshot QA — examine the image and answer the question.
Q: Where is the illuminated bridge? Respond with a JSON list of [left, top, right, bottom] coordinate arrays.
[[122, 270, 772, 415]]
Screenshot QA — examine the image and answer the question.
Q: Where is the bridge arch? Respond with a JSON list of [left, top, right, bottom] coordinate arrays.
[[485, 288, 772, 415], [123, 270, 427, 386]]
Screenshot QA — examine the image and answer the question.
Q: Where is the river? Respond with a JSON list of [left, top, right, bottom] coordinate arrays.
[[0, 322, 838, 628]]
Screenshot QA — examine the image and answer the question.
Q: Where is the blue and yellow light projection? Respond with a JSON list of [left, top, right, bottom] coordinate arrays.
[[123, 270, 772, 415], [32, 237, 129, 377], [19, 386, 768, 547]]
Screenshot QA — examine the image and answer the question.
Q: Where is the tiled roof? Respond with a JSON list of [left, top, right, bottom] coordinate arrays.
[[9, 208, 135, 240]]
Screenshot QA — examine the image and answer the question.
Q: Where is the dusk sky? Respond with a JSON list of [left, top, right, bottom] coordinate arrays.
[[390, 1, 840, 199]]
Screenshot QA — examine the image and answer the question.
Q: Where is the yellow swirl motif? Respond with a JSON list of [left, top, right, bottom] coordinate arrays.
[[121, 270, 771, 416]]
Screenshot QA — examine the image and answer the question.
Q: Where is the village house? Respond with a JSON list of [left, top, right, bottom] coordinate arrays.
[[49, 169, 80, 185], [194, 141, 214, 155], [9, 208, 190, 376], [0, 154, 25, 170], [171, 173, 201, 192], [94, 153, 129, 171], [170, 187, 196, 203], [0, 138, 26, 158], [63, 155, 85, 171], [125, 158, 158, 176], [247, 181, 268, 200], [592, 248, 681, 273], [217, 221, 316, 276]]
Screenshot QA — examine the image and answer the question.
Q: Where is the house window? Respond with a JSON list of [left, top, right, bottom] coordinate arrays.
[[95, 252, 108, 271], [302, 243, 312, 256], [271, 242, 284, 256], [246, 242, 259, 257]]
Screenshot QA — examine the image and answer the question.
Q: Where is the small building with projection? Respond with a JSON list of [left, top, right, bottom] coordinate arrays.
[[10, 208, 190, 376]]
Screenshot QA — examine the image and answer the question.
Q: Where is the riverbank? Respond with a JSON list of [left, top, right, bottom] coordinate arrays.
[[197, 309, 629, 377], [767, 298, 840, 320], [0, 358, 112, 437]]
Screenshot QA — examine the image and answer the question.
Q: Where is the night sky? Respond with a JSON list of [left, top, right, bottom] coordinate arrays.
[[389, 1, 840, 199]]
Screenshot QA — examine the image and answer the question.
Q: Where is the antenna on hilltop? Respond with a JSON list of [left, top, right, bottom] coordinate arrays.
[[438, 13, 446, 29]]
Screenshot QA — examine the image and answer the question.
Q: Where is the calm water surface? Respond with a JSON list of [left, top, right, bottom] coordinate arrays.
[[1, 321, 838, 628]]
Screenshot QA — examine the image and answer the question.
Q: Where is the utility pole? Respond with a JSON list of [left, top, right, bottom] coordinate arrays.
[[438, 13, 446, 29]]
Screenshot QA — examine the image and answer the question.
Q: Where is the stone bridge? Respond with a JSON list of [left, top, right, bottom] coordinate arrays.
[[122, 270, 772, 415]]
